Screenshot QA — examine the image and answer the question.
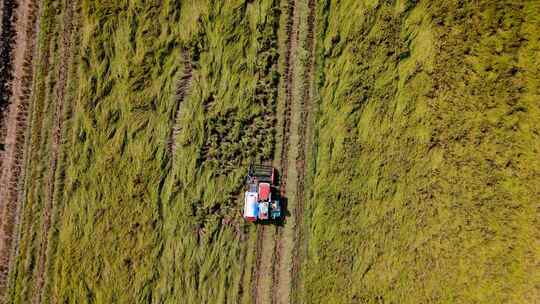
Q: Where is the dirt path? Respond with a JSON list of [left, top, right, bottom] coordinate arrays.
[[271, 0, 299, 303], [252, 0, 316, 303], [252, 0, 297, 302], [32, 1, 76, 302], [0, 0, 40, 296]]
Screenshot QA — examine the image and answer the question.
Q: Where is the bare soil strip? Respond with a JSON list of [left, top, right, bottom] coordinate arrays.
[[0, 0, 40, 295], [32, 1, 76, 302]]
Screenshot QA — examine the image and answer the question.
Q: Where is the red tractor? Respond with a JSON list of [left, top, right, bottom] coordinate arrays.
[[243, 165, 281, 222]]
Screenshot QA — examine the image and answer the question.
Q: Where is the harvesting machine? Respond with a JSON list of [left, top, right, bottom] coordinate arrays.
[[243, 164, 281, 222]]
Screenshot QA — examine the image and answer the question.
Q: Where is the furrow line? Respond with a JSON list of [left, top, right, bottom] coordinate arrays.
[[32, 0, 76, 302], [272, 0, 300, 302]]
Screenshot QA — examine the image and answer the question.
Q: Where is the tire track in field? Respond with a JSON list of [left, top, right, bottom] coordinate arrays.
[[247, 0, 316, 301], [290, 0, 315, 300], [271, 0, 315, 302], [32, 1, 76, 302], [271, 0, 297, 302], [252, 225, 266, 304], [0, 0, 40, 296], [169, 50, 193, 157], [253, 0, 297, 301]]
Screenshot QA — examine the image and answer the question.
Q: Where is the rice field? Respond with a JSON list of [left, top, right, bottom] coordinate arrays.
[[303, 0, 540, 303], [6, 0, 281, 302], [1, 0, 538, 303]]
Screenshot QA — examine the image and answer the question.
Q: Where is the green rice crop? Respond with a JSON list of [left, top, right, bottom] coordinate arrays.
[[6, 0, 539, 303], [8, 0, 281, 303], [304, 0, 540, 303]]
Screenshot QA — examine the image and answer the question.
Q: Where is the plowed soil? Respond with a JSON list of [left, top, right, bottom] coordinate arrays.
[[0, 0, 17, 168]]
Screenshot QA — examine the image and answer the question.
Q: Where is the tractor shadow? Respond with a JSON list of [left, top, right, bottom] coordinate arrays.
[[275, 196, 290, 227]]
